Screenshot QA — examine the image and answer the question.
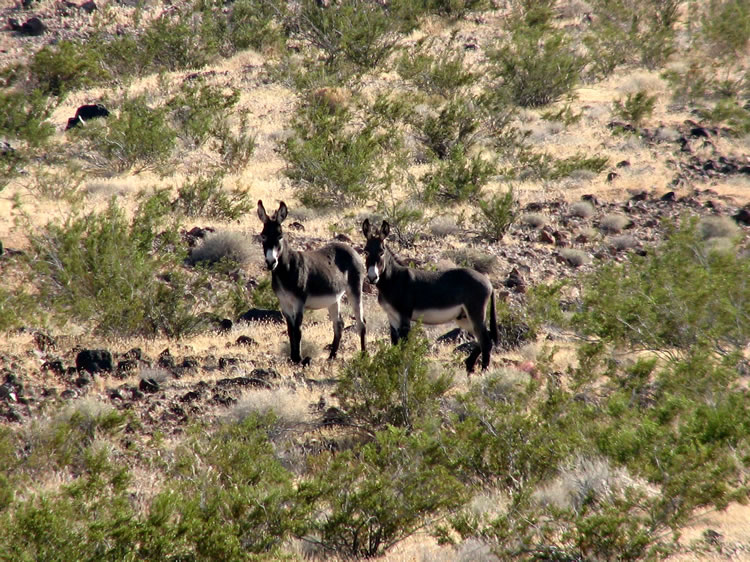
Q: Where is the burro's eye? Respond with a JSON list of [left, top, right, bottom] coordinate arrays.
[[261, 235, 267, 242]]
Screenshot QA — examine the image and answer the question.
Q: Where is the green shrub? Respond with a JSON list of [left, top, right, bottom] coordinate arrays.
[[25, 199, 213, 337], [281, 96, 382, 208], [216, 114, 257, 169], [475, 188, 517, 241], [224, 0, 288, 53], [0, 88, 55, 146], [584, 0, 679, 76], [295, 0, 411, 70], [396, 40, 477, 98], [612, 90, 658, 127], [700, 97, 750, 136], [701, 0, 750, 59], [422, 0, 488, 18], [298, 426, 467, 558], [572, 220, 750, 354], [415, 97, 482, 159], [168, 79, 240, 148], [28, 40, 106, 97], [74, 96, 176, 173], [336, 328, 452, 431], [251, 276, 280, 310], [172, 174, 252, 220], [422, 144, 496, 204], [488, 24, 585, 107]]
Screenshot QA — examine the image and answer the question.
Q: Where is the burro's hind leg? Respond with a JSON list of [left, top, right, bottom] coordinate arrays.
[[348, 280, 367, 353], [327, 300, 344, 359]]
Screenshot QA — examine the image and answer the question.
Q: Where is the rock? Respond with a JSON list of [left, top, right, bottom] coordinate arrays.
[[733, 207, 750, 226], [41, 360, 65, 377], [539, 228, 555, 245], [80, 0, 97, 12], [322, 406, 348, 426], [139, 378, 159, 393], [616, 160, 631, 168], [8, 17, 46, 36], [238, 308, 284, 324], [64, 103, 110, 130], [606, 171, 618, 182], [76, 349, 113, 374], [158, 349, 175, 369], [75, 374, 92, 388], [218, 356, 239, 370], [504, 267, 526, 293], [661, 191, 676, 202], [179, 390, 202, 403], [33, 331, 56, 351], [436, 328, 467, 344], [60, 389, 77, 400], [235, 335, 257, 346], [218, 318, 233, 333]]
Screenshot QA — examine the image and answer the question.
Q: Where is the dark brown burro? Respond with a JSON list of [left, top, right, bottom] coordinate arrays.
[[362, 219, 499, 372], [257, 201, 366, 365]]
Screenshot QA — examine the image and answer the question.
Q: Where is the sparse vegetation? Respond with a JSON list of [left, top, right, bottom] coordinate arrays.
[[599, 213, 631, 233], [612, 90, 658, 127], [475, 188, 517, 241]]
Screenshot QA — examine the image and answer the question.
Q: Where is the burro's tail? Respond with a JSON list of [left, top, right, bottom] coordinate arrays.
[[489, 290, 499, 346]]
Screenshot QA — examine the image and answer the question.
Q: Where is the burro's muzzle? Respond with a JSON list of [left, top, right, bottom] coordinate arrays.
[[265, 248, 279, 271], [367, 264, 379, 284]]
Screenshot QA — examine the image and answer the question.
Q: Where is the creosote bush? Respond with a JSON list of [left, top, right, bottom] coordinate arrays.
[[475, 188, 517, 241], [612, 90, 658, 127]]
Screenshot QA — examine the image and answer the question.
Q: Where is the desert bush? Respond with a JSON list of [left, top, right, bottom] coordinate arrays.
[[172, 174, 252, 220], [281, 96, 382, 208], [223, 0, 288, 53], [487, 23, 585, 108], [599, 213, 631, 234], [294, 0, 412, 71], [570, 200, 595, 218], [699, 215, 741, 240], [572, 220, 750, 353], [609, 234, 638, 252], [475, 188, 517, 241], [612, 91, 657, 127], [584, 0, 680, 76], [422, 144, 496, 204], [560, 248, 590, 268], [446, 247, 497, 274], [0, 88, 55, 146], [521, 212, 548, 229], [422, 0, 488, 18], [396, 40, 477, 98], [216, 114, 257, 169], [701, 0, 750, 60], [336, 328, 453, 431], [298, 425, 467, 558], [375, 163, 424, 246], [251, 276, 279, 310], [28, 40, 106, 97], [168, 79, 240, 148], [700, 98, 750, 136], [516, 151, 608, 181], [73, 96, 176, 173], [187, 231, 253, 266], [415, 97, 482, 159], [25, 199, 215, 337]]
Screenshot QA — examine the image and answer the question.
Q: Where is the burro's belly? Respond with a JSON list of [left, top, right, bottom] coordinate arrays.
[[412, 305, 463, 325], [305, 292, 344, 310]]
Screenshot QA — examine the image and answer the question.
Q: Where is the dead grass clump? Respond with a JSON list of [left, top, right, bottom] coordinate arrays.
[[559, 248, 590, 268], [569, 201, 595, 218], [187, 231, 253, 266], [534, 456, 633, 512], [446, 247, 497, 274], [599, 213, 631, 234], [699, 216, 740, 241], [609, 234, 638, 252], [227, 387, 313, 427], [520, 212, 548, 229], [430, 215, 462, 237], [704, 236, 736, 254]]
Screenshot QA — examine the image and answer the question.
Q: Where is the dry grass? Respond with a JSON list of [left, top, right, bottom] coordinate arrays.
[[599, 213, 631, 234], [187, 231, 255, 266], [520, 212, 548, 229], [569, 201, 595, 218], [699, 216, 741, 241], [559, 248, 590, 268]]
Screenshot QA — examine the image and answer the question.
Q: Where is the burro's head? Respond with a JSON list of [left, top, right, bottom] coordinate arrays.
[[362, 218, 390, 284], [257, 200, 288, 271]]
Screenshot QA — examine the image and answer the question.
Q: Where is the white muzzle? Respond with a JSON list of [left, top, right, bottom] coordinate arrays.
[[367, 265, 379, 284]]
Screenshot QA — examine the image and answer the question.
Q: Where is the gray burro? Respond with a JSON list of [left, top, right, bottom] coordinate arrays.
[[362, 219, 499, 372], [257, 200, 367, 365]]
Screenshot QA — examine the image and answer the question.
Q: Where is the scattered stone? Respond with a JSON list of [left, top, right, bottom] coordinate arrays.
[[158, 349, 175, 369], [8, 17, 46, 36], [179, 390, 202, 403], [235, 335, 257, 346], [80, 0, 97, 13], [436, 328, 466, 344], [322, 406, 348, 426], [238, 308, 284, 324], [539, 228, 555, 245], [334, 233, 352, 243], [64, 103, 110, 130], [75, 374, 92, 388], [630, 190, 648, 202], [661, 191, 676, 202], [606, 171, 618, 182], [218, 318, 233, 333], [249, 368, 279, 380], [139, 378, 159, 393], [116, 359, 138, 377], [33, 331, 56, 351], [616, 160, 631, 168], [216, 376, 270, 389], [41, 360, 65, 377], [553, 230, 570, 248], [733, 207, 750, 226], [60, 389, 77, 400], [504, 267, 526, 293], [76, 349, 113, 374], [218, 356, 239, 370], [289, 221, 305, 231], [107, 388, 125, 400]]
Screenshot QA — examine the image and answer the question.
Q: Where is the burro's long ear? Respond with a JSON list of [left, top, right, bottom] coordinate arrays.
[[362, 218, 371, 239], [277, 201, 288, 223], [380, 220, 390, 239], [257, 200, 268, 223]]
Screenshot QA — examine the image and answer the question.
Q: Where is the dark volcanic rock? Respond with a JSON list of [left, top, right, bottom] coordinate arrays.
[[8, 17, 46, 36], [139, 378, 160, 393], [76, 349, 113, 374], [238, 308, 284, 324]]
